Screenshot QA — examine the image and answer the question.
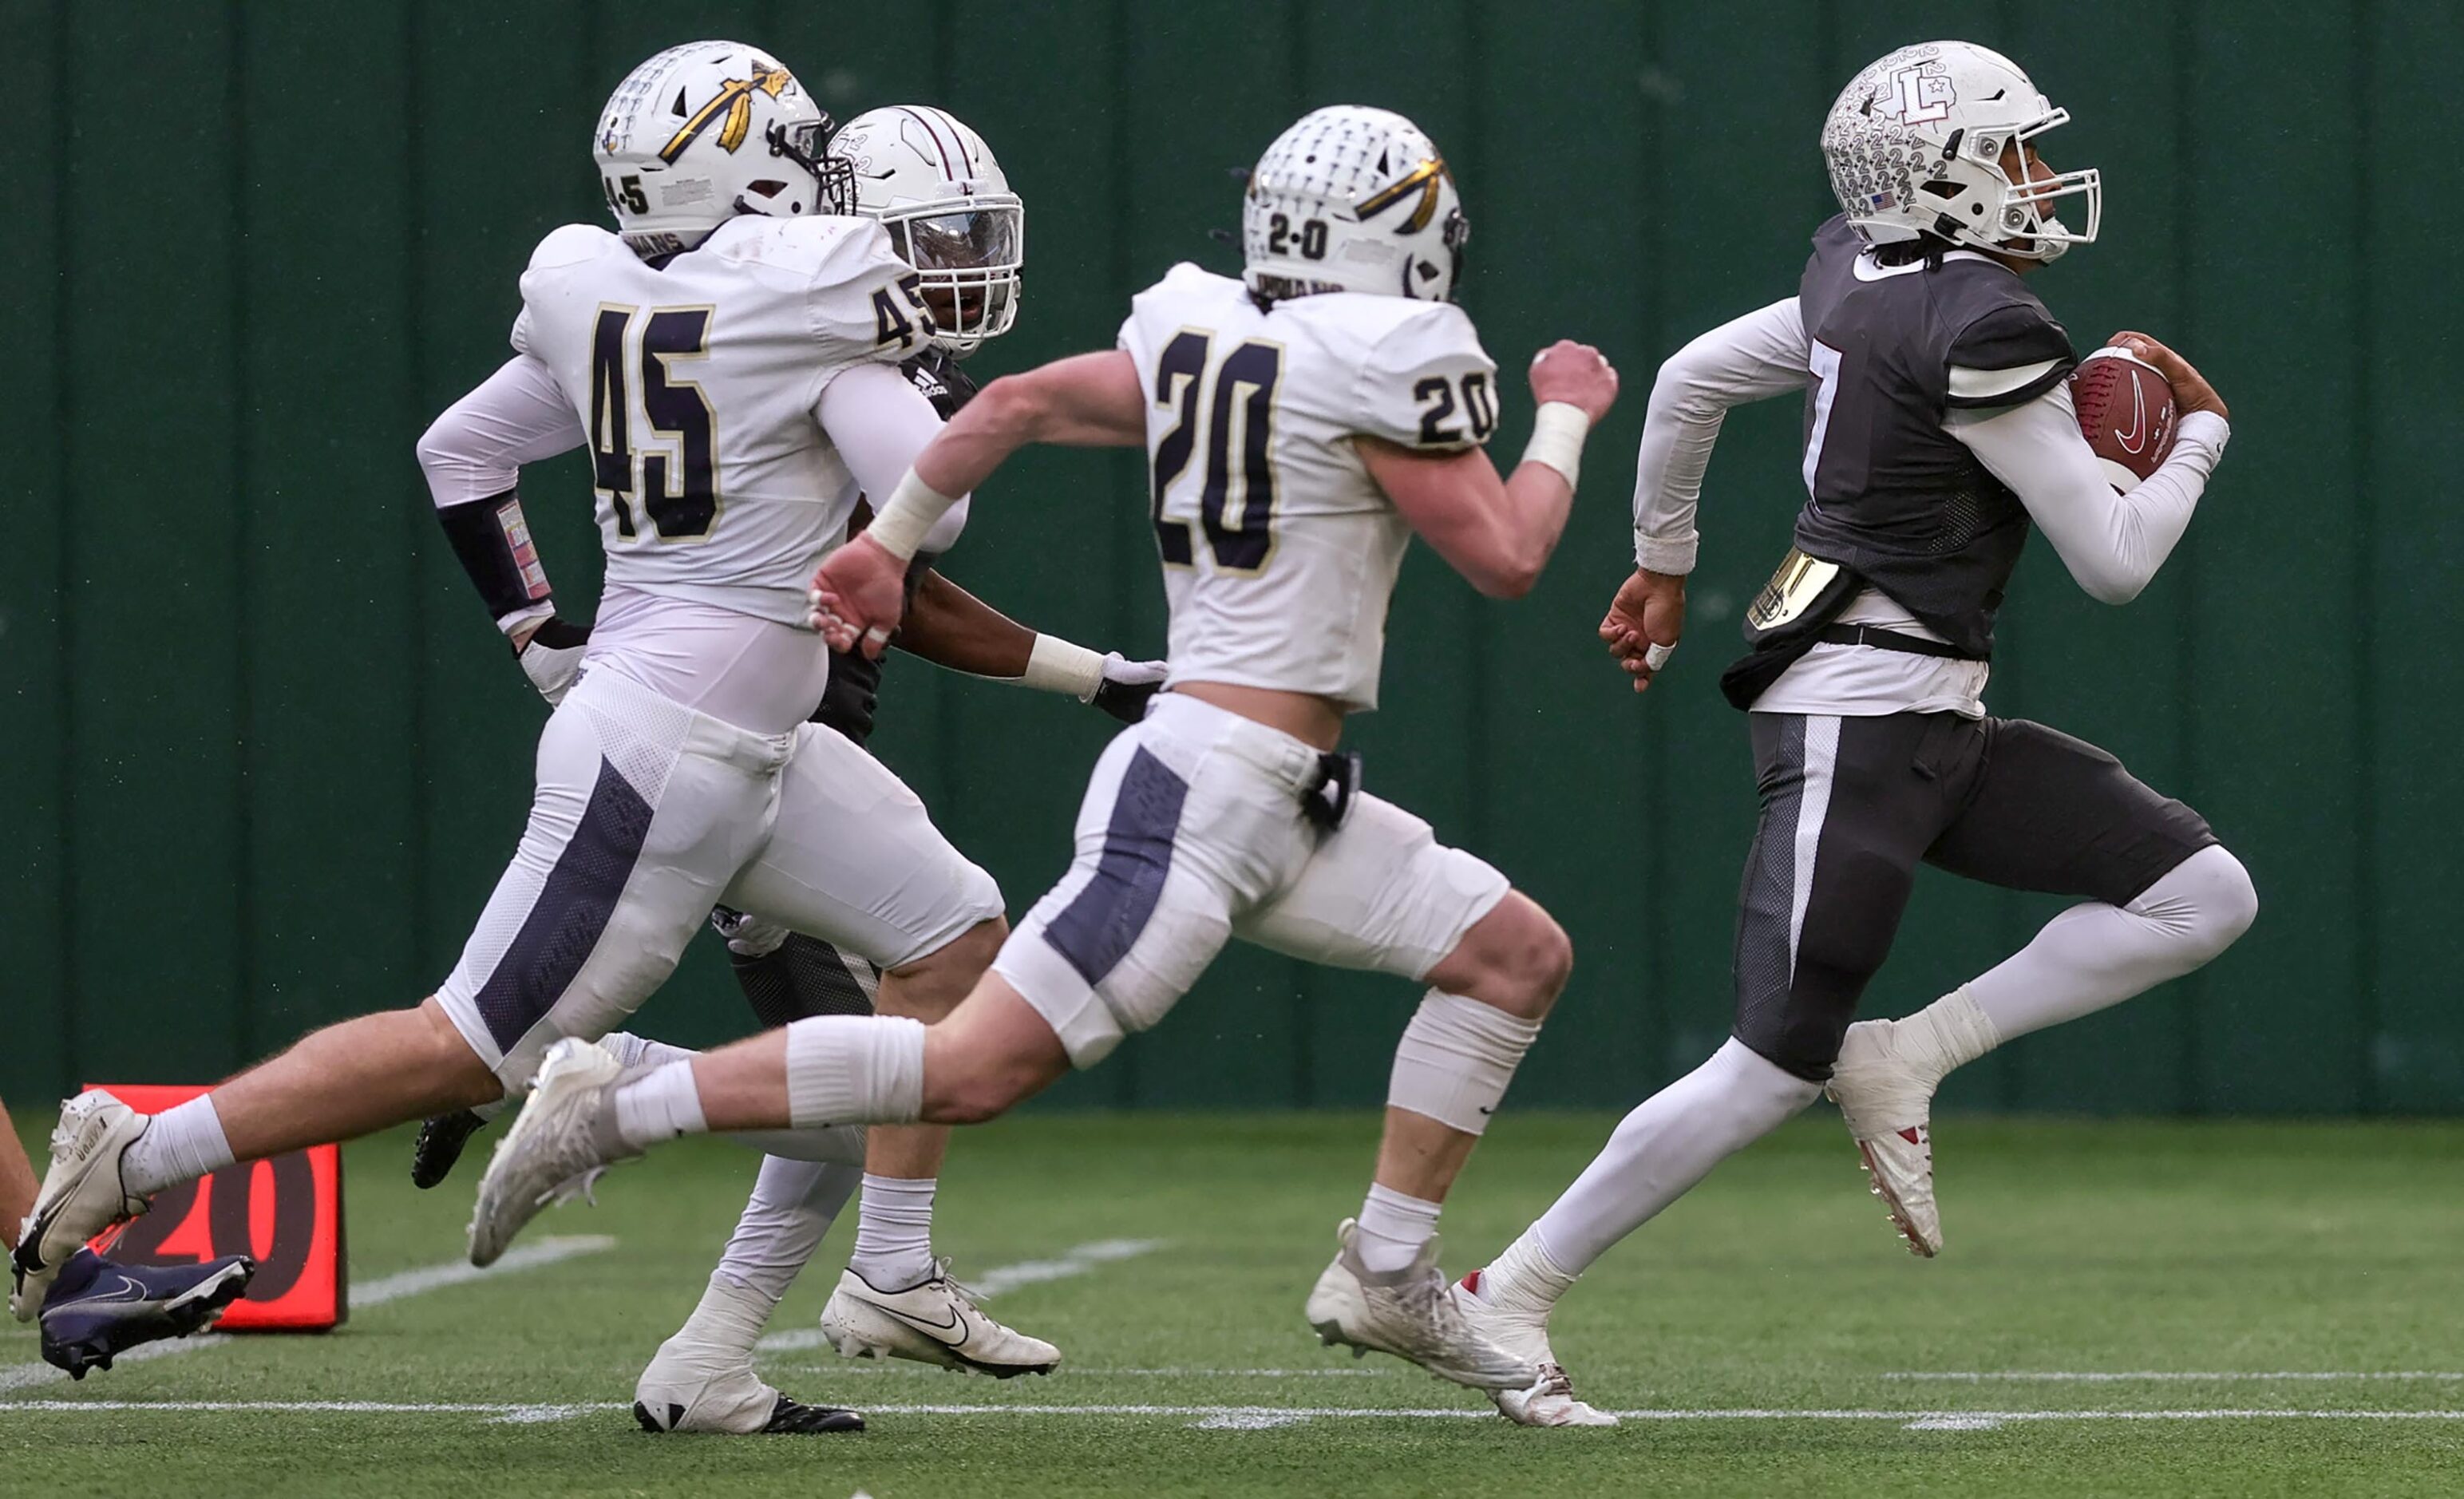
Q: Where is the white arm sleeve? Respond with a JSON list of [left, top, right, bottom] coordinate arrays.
[[1631, 297, 1812, 573], [416, 354, 584, 507], [814, 361, 974, 554], [1950, 388, 2231, 606]]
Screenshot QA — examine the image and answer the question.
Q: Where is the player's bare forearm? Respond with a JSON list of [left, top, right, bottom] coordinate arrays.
[[895, 572, 1036, 678], [1499, 458, 1578, 586], [1360, 437, 1566, 599], [1, 1095, 42, 1244], [912, 350, 1146, 497]]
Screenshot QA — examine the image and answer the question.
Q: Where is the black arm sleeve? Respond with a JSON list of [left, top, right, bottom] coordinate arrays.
[[437, 489, 552, 623]]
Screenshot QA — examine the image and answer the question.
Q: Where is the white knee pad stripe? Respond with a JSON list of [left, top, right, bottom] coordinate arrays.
[[1386, 990, 1544, 1135], [785, 1014, 927, 1128]]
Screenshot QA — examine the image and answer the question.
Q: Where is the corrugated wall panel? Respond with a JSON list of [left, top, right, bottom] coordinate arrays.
[[238, 2, 424, 1055], [61, 2, 247, 1084], [2, 0, 71, 1098], [2361, 2, 2464, 1113], [2182, 10, 2367, 1114]]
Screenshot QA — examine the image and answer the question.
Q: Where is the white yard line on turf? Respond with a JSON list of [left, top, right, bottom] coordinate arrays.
[[1889, 1371, 2464, 1382], [0, 1235, 617, 1396], [754, 1237, 1167, 1354], [16, 1401, 2464, 1426]]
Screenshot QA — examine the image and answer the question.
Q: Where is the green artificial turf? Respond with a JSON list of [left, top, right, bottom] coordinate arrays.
[[3, 1109, 2460, 1497]]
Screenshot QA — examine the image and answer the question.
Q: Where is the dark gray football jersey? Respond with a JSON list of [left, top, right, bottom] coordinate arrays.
[[1789, 214, 2075, 657]]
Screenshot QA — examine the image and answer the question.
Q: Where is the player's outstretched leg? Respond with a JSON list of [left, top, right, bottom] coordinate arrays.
[[468, 976, 1073, 1268], [1300, 892, 1568, 1393], [14, 999, 499, 1318], [0, 1093, 259, 1377], [1829, 842, 2256, 1255]]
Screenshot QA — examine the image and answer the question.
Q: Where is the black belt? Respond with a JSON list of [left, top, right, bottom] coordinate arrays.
[[1815, 624, 1980, 660]]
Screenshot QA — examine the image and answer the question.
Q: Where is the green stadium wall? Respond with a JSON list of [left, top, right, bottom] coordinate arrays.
[[6, 0, 2457, 1116]]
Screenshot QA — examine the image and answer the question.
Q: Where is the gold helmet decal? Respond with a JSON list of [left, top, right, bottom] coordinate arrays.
[[658, 61, 794, 164], [1354, 156, 1450, 234]]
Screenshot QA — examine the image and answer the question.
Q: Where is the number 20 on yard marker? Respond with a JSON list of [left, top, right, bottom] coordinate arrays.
[[82, 1083, 347, 1331]]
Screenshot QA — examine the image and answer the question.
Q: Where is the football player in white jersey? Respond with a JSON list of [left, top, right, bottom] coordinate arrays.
[[469, 105, 1621, 1397], [404, 95, 1162, 1433], [10, 45, 1131, 1430]]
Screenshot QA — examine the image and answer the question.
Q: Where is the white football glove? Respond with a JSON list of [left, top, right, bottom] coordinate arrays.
[[516, 619, 591, 706]]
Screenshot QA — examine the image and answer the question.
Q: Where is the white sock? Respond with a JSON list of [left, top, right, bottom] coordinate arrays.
[[121, 1096, 236, 1197], [1469, 1224, 1578, 1313], [1964, 845, 2258, 1044], [1529, 1038, 1821, 1276], [784, 1015, 927, 1126], [1353, 1183, 1442, 1276], [848, 1174, 938, 1289], [710, 1156, 860, 1308], [612, 1062, 708, 1150]]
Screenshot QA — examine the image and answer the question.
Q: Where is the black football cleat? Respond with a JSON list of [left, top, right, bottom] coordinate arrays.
[[633, 1393, 864, 1435], [410, 1109, 490, 1189], [39, 1249, 258, 1379]]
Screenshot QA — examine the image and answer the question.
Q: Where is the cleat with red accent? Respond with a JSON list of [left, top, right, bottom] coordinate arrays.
[[1828, 1020, 1944, 1256]]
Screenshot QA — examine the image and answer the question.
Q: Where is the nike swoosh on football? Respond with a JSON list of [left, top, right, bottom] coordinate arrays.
[[2116, 382, 2148, 453]]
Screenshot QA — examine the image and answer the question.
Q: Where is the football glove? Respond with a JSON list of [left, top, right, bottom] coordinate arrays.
[[518, 617, 591, 706]]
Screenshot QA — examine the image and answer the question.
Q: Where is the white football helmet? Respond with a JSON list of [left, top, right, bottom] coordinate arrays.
[[831, 105, 1024, 355], [1821, 42, 2100, 263], [593, 41, 853, 257], [1242, 105, 1469, 303]]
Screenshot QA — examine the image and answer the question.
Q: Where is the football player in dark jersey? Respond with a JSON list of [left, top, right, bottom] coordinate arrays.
[[1453, 42, 2256, 1426], [409, 103, 1165, 1434]]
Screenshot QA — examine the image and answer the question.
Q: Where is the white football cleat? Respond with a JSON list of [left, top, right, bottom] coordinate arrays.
[[1303, 1220, 1538, 1392], [1455, 1268, 1617, 1427], [1826, 1018, 1944, 1257], [11, 1093, 152, 1321], [819, 1264, 1060, 1378], [634, 1331, 862, 1435], [466, 1038, 641, 1268]]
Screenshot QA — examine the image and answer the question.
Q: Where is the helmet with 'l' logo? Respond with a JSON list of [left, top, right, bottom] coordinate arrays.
[[1822, 41, 2101, 263]]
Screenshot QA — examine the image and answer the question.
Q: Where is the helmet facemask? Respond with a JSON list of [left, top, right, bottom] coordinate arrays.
[[749, 116, 856, 220], [880, 198, 1024, 354], [831, 105, 1027, 356], [1988, 113, 2100, 260]]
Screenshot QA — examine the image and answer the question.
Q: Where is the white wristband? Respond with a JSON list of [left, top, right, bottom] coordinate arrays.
[[1521, 401, 1592, 490], [865, 469, 963, 564], [1022, 634, 1105, 699]]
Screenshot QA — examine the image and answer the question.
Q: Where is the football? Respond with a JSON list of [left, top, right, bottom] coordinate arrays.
[[2070, 345, 2179, 492]]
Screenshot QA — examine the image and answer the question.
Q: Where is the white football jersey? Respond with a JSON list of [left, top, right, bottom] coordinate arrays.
[[512, 213, 930, 625], [1117, 263, 1497, 711]]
